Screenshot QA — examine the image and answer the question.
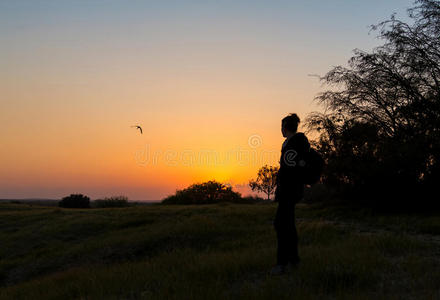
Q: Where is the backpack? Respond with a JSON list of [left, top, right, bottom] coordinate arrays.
[[299, 147, 324, 185]]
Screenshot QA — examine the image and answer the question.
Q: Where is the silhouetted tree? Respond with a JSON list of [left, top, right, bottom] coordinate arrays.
[[306, 0, 440, 209], [161, 181, 242, 204], [249, 165, 279, 201], [59, 194, 90, 208]]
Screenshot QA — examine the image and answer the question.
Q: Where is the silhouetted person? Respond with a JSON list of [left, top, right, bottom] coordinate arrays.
[[271, 113, 310, 275]]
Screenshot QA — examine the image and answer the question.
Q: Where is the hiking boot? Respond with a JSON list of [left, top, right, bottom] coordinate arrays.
[[270, 264, 287, 275], [287, 259, 300, 270]]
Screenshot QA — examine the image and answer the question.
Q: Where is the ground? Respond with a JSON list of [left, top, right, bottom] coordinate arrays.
[[1, 201, 440, 299]]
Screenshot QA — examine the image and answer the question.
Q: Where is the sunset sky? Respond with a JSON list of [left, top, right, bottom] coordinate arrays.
[[1, 0, 413, 200]]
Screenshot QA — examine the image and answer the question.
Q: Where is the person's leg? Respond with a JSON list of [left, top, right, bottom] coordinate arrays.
[[274, 204, 289, 266], [287, 205, 300, 265], [287, 221, 300, 265], [276, 226, 289, 266]]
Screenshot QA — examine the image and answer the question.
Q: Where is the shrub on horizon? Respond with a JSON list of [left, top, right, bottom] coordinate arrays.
[[94, 196, 130, 208], [238, 195, 267, 204], [58, 194, 90, 208], [161, 181, 242, 204]]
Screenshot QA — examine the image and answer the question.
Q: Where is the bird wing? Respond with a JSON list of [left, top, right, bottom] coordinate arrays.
[[139, 127, 143, 134]]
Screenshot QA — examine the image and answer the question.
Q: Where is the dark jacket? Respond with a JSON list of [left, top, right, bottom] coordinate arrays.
[[275, 132, 310, 203]]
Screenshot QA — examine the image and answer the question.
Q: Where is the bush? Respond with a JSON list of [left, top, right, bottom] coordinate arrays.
[[59, 194, 90, 208], [94, 196, 130, 208], [161, 181, 242, 204], [238, 195, 267, 204], [303, 184, 340, 204]]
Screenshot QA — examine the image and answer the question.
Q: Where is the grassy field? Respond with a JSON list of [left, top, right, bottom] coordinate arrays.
[[1, 202, 440, 299]]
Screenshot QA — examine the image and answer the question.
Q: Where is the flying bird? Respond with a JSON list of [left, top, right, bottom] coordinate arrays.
[[131, 125, 143, 134]]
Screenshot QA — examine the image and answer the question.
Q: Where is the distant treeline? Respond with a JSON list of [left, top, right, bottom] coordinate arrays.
[[0, 197, 157, 208], [57, 195, 159, 208]]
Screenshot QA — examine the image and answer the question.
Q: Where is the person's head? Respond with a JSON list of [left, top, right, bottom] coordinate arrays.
[[281, 113, 300, 137]]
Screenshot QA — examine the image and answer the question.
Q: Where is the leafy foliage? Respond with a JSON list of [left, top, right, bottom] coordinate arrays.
[[249, 165, 279, 201], [306, 0, 440, 209]]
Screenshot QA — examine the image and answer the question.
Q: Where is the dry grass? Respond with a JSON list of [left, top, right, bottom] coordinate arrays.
[[1, 202, 439, 299]]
